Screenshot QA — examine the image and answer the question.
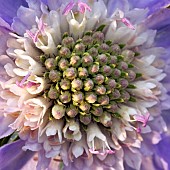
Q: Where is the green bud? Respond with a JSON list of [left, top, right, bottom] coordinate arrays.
[[59, 91, 71, 103], [82, 54, 93, 67], [85, 92, 97, 104], [109, 55, 117, 64], [45, 58, 56, 70], [98, 43, 109, 53], [92, 31, 104, 44], [118, 61, 128, 70], [121, 50, 135, 63], [70, 55, 81, 67], [112, 68, 121, 78], [62, 36, 75, 48], [91, 106, 103, 116], [58, 58, 69, 71], [40, 54, 47, 63], [64, 67, 77, 80], [99, 111, 112, 127], [52, 104, 65, 119], [96, 54, 108, 65], [98, 95, 109, 105], [78, 67, 88, 79], [95, 85, 106, 95], [66, 105, 78, 117], [107, 101, 118, 113], [109, 89, 120, 100], [88, 47, 98, 57], [84, 79, 94, 91], [105, 78, 116, 89], [72, 92, 84, 103], [74, 43, 85, 54], [119, 78, 129, 89], [49, 70, 61, 82], [79, 102, 91, 113], [71, 79, 83, 90], [80, 114, 91, 125], [110, 44, 121, 55], [121, 91, 130, 102], [59, 47, 71, 58], [82, 35, 93, 46], [100, 65, 112, 76], [60, 79, 71, 90], [93, 74, 105, 85], [88, 64, 99, 75], [127, 70, 136, 82], [48, 86, 59, 99]]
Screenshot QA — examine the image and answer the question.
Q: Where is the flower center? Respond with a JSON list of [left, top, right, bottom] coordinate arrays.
[[40, 27, 141, 127]]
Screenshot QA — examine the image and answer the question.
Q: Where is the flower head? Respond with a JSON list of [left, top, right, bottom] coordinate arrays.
[[0, 0, 170, 170]]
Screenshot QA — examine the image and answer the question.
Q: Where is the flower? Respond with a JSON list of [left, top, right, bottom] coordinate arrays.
[[0, 0, 170, 170]]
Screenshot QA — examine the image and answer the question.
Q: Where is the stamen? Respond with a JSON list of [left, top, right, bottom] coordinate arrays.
[[121, 18, 135, 30], [16, 72, 31, 88], [62, 0, 75, 15], [133, 112, 150, 127], [77, 1, 92, 13]]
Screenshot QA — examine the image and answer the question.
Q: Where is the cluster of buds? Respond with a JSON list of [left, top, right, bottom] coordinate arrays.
[[40, 28, 141, 127]]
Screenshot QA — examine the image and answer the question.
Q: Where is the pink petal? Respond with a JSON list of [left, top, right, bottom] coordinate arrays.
[[121, 18, 135, 30], [62, 1, 75, 15]]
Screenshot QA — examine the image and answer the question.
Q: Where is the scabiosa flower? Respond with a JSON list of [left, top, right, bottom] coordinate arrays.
[[0, 0, 170, 170]]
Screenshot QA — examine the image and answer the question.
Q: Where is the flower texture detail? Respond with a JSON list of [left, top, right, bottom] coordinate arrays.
[[0, 0, 170, 170]]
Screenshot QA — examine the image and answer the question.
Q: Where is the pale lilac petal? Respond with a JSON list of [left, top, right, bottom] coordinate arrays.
[[0, 140, 34, 170], [62, 1, 75, 15], [0, 0, 28, 24]]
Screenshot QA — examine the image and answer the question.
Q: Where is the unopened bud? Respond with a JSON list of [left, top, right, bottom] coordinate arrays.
[[95, 85, 106, 95], [52, 104, 65, 119], [79, 102, 91, 113], [119, 78, 129, 89], [84, 79, 94, 91], [92, 31, 104, 44], [98, 95, 109, 105], [62, 37, 75, 48], [59, 91, 71, 103], [74, 43, 85, 54], [82, 54, 93, 67], [113, 68, 121, 78], [99, 111, 112, 127], [48, 86, 59, 99], [82, 35, 93, 46], [107, 101, 118, 113], [85, 92, 97, 103], [45, 58, 56, 70], [72, 92, 84, 103], [105, 78, 116, 89], [88, 47, 98, 57], [70, 55, 81, 67], [78, 67, 88, 79], [64, 67, 77, 80], [98, 43, 109, 53], [59, 47, 71, 58], [96, 54, 108, 65], [109, 55, 117, 64], [100, 65, 112, 76], [91, 106, 103, 116], [66, 105, 78, 117], [71, 79, 83, 90], [88, 64, 99, 75], [127, 70, 136, 82], [93, 74, 105, 85], [109, 89, 120, 100], [80, 114, 91, 125], [58, 58, 69, 71], [49, 70, 61, 82], [121, 50, 135, 63], [121, 91, 130, 102], [118, 61, 128, 70], [110, 44, 121, 54], [60, 79, 71, 90]]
